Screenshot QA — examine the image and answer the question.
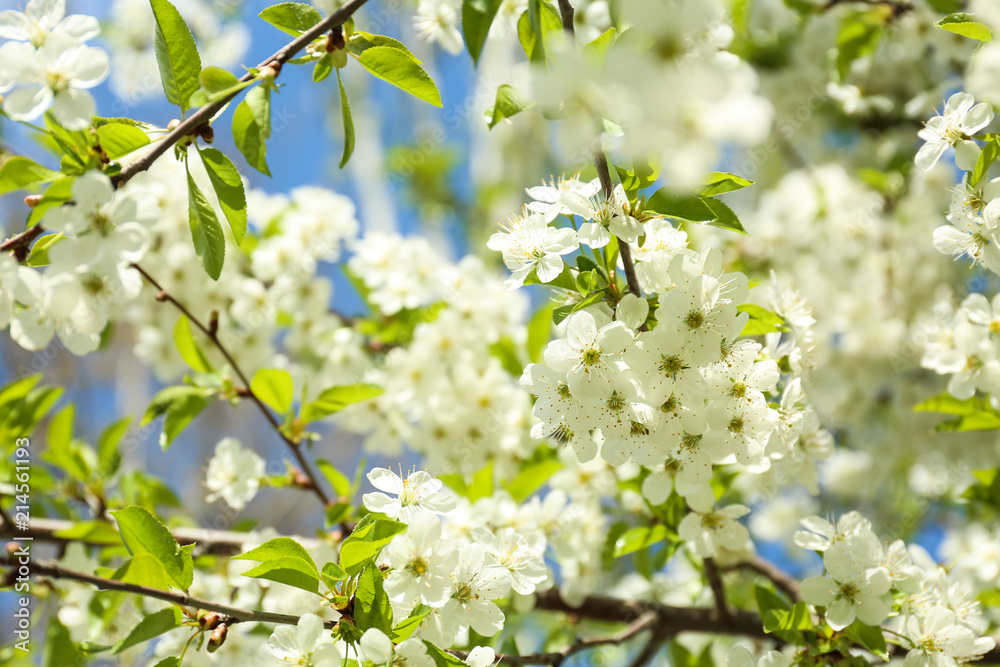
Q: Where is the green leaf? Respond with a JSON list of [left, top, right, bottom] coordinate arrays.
[[700, 172, 754, 197], [232, 97, 271, 176], [141, 385, 214, 449], [111, 506, 193, 590], [321, 561, 348, 589], [258, 2, 322, 35], [527, 305, 553, 363], [28, 176, 74, 226], [313, 51, 334, 82], [582, 27, 616, 59], [301, 384, 384, 422], [250, 368, 294, 413], [316, 458, 353, 498], [241, 556, 321, 593], [354, 564, 393, 634], [339, 515, 408, 576], [552, 290, 606, 325], [199, 66, 240, 97], [763, 601, 813, 635], [94, 120, 151, 160], [118, 554, 173, 590], [836, 9, 884, 81], [233, 536, 318, 572], [755, 583, 791, 618], [504, 458, 561, 502], [971, 139, 1000, 188], [186, 169, 226, 280], [172, 315, 214, 373], [24, 233, 64, 268], [517, 0, 563, 62], [346, 32, 421, 60], [645, 188, 715, 222], [149, 0, 202, 110], [738, 304, 787, 336], [463, 0, 502, 65], [613, 524, 667, 557], [914, 392, 992, 415], [701, 197, 747, 234], [844, 620, 888, 660], [337, 70, 355, 168], [392, 604, 431, 642], [97, 416, 131, 476], [355, 46, 443, 107], [198, 147, 248, 245], [112, 608, 181, 654], [53, 520, 123, 545], [486, 84, 533, 129], [937, 12, 993, 42], [0, 156, 57, 195], [934, 411, 1000, 432]]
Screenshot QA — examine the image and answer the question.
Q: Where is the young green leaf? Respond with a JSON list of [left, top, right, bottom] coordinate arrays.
[[97, 416, 131, 476], [337, 70, 355, 168], [111, 506, 194, 590], [486, 84, 533, 129], [258, 2, 323, 35], [504, 458, 561, 502], [645, 188, 715, 222], [241, 557, 321, 594], [936, 12, 993, 42], [232, 98, 271, 176], [141, 385, 215, 449], [613, 524, 668, 557], [233, 536, 318, 572], [354, 46, 443, 107], [186, 169, 226, 280], [149, 0, 202, 110], [0, 156, 57, 195], [112, 609, 181, 655], [172, 315, 214, 373], [339, 515, 408, 575], [463, 0, 502, 65], [250, 368, 294, 413], [354, 564, 394, 634], [699, 171, 754, 197], [198, 147, 248, 244], [300, 384, 384, 422], [316, 458, 353, 498], [94, 120, 151, 160]]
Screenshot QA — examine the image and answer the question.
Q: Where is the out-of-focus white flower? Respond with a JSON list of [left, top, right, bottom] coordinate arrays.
[[205, 438, 266, 510], [0, 0, 99, 48], [360, 628, 435, 667], [268, 613, 342, 666]]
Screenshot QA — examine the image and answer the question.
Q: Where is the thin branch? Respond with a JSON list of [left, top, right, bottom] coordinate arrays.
[[724, 556, 802, 603], [593, 147, 642, 298], [1, 224, 45, 261], [703, 557, 732, 624], [4, 557, 336, 629], [447, 612, 656, 666], [115, 0, 372, 187], [130, 262, 333, 508], [0, 516, 324, 556], [626, 631, 667, 667], [556, 0, 575, 35]]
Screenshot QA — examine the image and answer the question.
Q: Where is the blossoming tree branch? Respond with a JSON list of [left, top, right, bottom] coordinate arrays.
[[1, 0, 999, 665]]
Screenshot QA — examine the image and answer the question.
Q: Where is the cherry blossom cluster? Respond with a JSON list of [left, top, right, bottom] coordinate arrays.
[[796, 511, 995, 665], [494, 176, 831, 520], [0, 0, 108, 129]]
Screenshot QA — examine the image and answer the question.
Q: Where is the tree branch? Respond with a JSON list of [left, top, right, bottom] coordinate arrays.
[[0, 516, 324, 556], [593, 147, 642, 298], [130, 263, 334, 508], [724, 556, 801, 603], [0, 224, 44, 261], [556, 0, 575, 35], [114, 0, 372, 187], [703, 557, 732, 624], [3, 557, 335, 629]]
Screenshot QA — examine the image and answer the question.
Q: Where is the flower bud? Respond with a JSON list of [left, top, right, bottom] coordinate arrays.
[[207, 623, 227, 652]]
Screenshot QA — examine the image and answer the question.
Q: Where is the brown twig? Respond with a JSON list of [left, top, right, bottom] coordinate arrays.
[[593, 147, 642, 298], [556, 0, 575, 35], [130, 262, 333, 508], [0, 224, 45, 261], [4, 557, 335, 629], [114, 0, 372, 187], [0, 516, 324, 556], [724, 556, 802, 603], [703, 557, 732, 624]]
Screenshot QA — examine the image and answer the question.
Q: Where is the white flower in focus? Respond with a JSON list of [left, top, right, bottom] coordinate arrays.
[[363, 468, 457, 522], [543, 310, 634, 400], [916, 93, 994, 171], [800, 542, 892, 630], [0, 36, 109, 129], [0, 0, 99, 47], [933, 198, 1000, 276], [384, 513, 457, 607], [360, 628, 434, 667], [794, 511, 874, 552], [442, 542, 512, 636], [526, 174, 601, 222], [205, 438, 265, 510], [488, 211, 577, 289], [268, 613, 342, 666], [472, 527, 547, 595]]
